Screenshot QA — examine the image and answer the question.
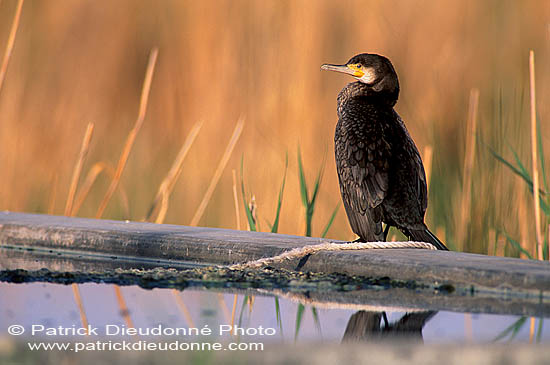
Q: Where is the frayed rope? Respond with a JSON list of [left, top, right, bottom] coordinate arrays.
[[229, 241, 437, 270]]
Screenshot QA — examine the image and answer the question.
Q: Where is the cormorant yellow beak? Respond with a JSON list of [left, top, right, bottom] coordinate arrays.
[[321, 63, 365, 78]]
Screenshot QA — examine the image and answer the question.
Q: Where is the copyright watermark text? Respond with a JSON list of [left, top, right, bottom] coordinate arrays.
[[8, 324, 275, 337], [6, 324, 272, 352], [27, 340, 264, 352]]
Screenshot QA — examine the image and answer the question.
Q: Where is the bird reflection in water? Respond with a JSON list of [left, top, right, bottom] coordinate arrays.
[[342, 310, 437, 343]]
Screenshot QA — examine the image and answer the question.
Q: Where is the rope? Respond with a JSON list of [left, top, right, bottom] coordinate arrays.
[[229, 241, 437, 270]]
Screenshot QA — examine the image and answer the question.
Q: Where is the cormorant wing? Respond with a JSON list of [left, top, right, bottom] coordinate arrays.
[[393, 111, 428, 214]]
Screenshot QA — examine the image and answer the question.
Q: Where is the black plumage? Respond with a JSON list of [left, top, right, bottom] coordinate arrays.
[[322, 53, 448, 250]]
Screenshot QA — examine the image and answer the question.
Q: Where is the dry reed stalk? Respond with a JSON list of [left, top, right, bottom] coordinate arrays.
[[144, 124, 203, 335], [65, 124, 94, 334], [0, 0, 23, 94], [423, 145, 433, 193], [71, 162, 115, 216], [114, 286, 134, 329], [190, 117, 244, 226], [248, 296, 255, 312], [156, 121, 224, 330], [104, 48, 160, 333], [529, 317, 535, 343], [232, 170, 241, 230], [71, 284, 89, 335], [529, 50, 543, 261], [229, 294, 238, 333], [65, 123, 94, 216], [119, 187, 130, 218], [95, 48, 159, 219], [171, 290, 196, 328], [145, 121, 203, 223], [458, 88, 479, 251], [227, 177, 241, 334], [516, 187, 530, 259], [47, 174, 58, 214], [217, 293, 232, 322], [495, 238, 505, 257]]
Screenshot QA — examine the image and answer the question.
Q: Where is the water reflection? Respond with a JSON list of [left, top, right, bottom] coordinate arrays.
[[0, 283, 547, 345], [342, 311, 436, 343], [1, 247, 549, 345]]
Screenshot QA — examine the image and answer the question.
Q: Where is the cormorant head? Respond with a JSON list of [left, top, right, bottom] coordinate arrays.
[[321, 53, 399, 102]]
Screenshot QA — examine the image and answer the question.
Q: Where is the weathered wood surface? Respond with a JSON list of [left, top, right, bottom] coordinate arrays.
[[1, 211, 549, 298]]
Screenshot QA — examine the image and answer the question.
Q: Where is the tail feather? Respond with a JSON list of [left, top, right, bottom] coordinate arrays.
[[408, 228, 448, 251]]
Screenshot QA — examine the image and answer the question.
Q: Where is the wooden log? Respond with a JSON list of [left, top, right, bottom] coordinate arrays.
[[1, 211, 549, 298], [1, 245, 548, 317]]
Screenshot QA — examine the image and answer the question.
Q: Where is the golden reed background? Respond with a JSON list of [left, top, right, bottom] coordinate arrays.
[[1, 0, 549, 254]]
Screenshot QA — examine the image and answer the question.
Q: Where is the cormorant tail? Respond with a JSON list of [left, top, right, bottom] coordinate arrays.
[[408, 228, 448, 251]]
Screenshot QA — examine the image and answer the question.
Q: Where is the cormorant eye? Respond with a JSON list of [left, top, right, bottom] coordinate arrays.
[[356, 64, 362, 69]]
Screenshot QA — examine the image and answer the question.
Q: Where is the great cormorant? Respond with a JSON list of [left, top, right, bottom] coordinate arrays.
[[321, 53, 448, 250]]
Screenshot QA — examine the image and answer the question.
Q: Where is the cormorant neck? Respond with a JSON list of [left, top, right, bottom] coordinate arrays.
[[339, 82, 399, 107]]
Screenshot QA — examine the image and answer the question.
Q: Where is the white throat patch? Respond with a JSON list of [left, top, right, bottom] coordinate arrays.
[[359, 67, 376, 84]]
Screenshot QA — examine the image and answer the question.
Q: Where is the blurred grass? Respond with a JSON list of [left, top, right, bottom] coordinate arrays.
[[1, 0, 550, 255]]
